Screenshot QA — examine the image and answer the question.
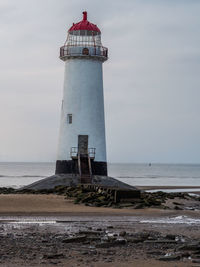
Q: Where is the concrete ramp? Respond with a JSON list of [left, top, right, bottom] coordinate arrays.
[[21, 174, 138, 191]]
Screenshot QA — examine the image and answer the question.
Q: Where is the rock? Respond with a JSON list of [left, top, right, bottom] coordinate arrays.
[[62, 235, 87, 243], [158, 255, 181, 261], [174, 205, 183, 210], [96, 239, 126, 248], [96, 242, 112, 248], [144, 239, 177, 244], [118, 203, 133, 208], [87, 237, 101, 241], [79, 231, 101, 235], [114, 239, 126, 245], [42, 253, 64, 259], [173, 202, 183, 206], [81, 251, 89, 255], [107, 235, 116, 241], [146, 251, 165, 256], [97, 196, 106, 201], [132, 203, 145, 209], [0, 187, 16, 194], [165, 234, 176, 240], [178, 243, 200, 251], [139, 232, 150, 239], [192, 259, 200, 263], [105, 258, 113, 262], [191, 254, 200, 258], [119, 231, 126, 237], [167, 195, 175, 199], [127, 238, 145, 243]]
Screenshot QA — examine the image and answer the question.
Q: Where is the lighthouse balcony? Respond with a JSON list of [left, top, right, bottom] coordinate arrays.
[[70, 147, 96, 159], [60, 45, 108, 61]]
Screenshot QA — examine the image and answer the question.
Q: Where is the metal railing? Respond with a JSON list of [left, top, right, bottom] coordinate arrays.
[[70, 147, 96, 159], [60, 45, 108, 60]]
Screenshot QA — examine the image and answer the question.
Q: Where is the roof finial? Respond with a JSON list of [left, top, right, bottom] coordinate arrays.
[[83, 11, 87, 21]]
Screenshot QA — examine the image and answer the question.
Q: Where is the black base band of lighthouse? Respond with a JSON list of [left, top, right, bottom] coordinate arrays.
[[55, 160, 107, 176]]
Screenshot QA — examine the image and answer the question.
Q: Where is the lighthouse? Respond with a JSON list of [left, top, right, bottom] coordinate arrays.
[[56, 11, 108, 183]]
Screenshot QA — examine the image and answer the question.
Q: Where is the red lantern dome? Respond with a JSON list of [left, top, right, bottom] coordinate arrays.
[[68, 11, 101, 33], [60, 11, 108, 61]]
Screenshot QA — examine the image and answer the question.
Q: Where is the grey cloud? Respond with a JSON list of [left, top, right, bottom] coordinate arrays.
[[0, 0, 200, 163]]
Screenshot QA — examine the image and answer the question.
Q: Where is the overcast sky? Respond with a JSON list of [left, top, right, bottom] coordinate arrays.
[[0, 0, 199, 163]]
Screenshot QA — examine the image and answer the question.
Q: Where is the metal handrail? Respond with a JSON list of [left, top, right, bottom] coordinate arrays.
[[60, 45, 108, 59], [70, 147, 96, 159]]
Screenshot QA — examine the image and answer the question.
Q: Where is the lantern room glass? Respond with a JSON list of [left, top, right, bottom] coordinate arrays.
[[60, 28, 108, 60], [65, 30, 102, 47]]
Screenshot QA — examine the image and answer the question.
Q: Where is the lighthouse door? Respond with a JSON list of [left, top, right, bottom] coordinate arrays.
[[78, 135, 92, 184], [78, 135, 88, 155]]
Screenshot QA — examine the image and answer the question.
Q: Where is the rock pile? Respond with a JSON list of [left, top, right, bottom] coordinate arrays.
[[0, 186, 199, 210], [55, 186, 200, 209]]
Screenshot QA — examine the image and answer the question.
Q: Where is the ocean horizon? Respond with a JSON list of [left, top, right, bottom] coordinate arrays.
[[0, 162, 200, 189]]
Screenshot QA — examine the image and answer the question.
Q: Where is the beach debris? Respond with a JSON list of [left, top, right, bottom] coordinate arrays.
[[158, 255, 181, 261]]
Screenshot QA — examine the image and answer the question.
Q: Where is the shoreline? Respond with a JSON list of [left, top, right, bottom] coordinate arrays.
[[138, 185, 200, 190]]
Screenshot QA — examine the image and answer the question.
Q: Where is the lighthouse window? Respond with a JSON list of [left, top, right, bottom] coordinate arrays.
[[67, 114, 72, 124]]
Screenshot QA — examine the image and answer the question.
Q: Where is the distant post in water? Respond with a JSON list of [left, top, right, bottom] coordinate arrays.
[[56, 11, 108, 183]]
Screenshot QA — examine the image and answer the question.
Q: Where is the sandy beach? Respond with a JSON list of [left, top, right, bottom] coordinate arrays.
[[0, 192, 199, 266], [0, 193, 199, 217]]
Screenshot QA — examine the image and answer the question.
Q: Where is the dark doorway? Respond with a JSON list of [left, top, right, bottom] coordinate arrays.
[[78, 135, 88, 154]]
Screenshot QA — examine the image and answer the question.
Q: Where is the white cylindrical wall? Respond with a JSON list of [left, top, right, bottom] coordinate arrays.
[[57, 58, 106, 162]]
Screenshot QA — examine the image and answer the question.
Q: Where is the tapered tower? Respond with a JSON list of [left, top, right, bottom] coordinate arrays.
[[56, 11, 108, 183]]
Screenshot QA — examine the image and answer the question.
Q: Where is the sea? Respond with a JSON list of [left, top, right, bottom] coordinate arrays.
[[0, 162, 200, 190]]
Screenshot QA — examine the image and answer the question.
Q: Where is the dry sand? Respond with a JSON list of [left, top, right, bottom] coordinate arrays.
[[0, 193, 199, 218], [0, 193, 196, 217]]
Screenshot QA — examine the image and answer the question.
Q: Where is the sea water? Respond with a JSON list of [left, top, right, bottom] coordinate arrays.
[[0, 162, 200, 189]]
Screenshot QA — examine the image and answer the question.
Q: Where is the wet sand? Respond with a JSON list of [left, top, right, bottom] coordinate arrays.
[[0, 192, 200, 266], [0, 207, 199, 266], [138, 186, 200, 190], [138, 185, 200, 193], [3, 259, 191, 267]]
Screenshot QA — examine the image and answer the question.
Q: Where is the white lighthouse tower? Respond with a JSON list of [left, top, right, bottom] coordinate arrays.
[[56, 11, 108, 183]]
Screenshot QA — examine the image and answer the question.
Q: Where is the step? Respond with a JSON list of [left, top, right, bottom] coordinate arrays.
[[81, 176, 92, 184]]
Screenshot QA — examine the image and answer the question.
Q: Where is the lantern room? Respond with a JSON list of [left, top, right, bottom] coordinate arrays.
[[60, 11, 108, 61]]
